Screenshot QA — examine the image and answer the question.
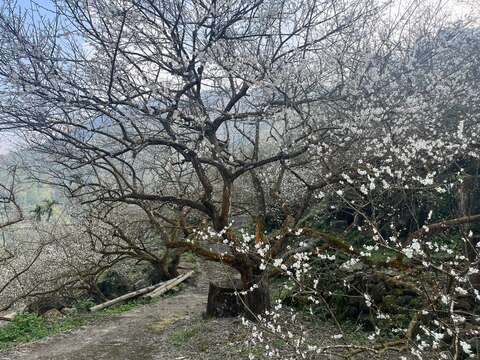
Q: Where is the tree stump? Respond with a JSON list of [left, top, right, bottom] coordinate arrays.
[[206, 280, 243, 318], [205, 277, 270, 320]]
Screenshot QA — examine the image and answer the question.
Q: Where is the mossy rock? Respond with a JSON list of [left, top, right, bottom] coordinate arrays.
[[382, 295, 399, 312], [97, 270, 132, 299], [26, 295, 72, 315], [42, 309, 63, 322]]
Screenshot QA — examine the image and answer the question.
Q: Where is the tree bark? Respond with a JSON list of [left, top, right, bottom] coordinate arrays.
[[240, 272, 271, 320], [89, 283, 164, 311], [456, 172, 480, 261], [206, 280, 243, 318], [205, 263, 270, 320], [144, 271, 194, 299], [149, 251, 181, 283]]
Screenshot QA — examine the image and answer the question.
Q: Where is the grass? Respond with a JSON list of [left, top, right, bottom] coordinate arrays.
[[168, 322, 205, 348], [102, 298, 151, 315], [0, 283, 188, 352], [0, 312, 98, 351], [0, 297, 157, 351]]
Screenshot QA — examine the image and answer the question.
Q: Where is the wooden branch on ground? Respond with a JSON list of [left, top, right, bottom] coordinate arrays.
[[89, 271, 194, 311], [144, 270, 194, 299], [89, 283, 164, 311]]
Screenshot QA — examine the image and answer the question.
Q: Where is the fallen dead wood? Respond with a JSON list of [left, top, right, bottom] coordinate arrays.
[[89, 271, 194, 311], [89, 282, 165, 312], [144, 271, 194, 299]]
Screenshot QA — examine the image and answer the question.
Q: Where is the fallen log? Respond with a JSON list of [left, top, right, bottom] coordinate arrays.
[[89, 282, 164, 312], [144, 271, 194, 299], [89, 271, 194, 312]]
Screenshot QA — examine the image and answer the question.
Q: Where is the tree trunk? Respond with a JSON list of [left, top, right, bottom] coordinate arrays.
[[205, 263, 270, 320], [149, 251, 181, 283], [241, 272, 270, 320]]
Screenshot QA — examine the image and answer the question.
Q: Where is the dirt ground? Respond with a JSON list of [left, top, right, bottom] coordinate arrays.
[[0, 261, 245, 360], [0, 261, 420, 360]]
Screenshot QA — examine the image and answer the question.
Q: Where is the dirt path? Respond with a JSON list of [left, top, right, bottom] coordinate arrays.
[[0, 262, 224, 360], [0, 261, 415, 360]]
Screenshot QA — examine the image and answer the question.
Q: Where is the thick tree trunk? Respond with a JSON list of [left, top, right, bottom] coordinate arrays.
[[242, 274, 270, 320], [205, 264, 270, 320], [89, 280, 108, 303], [149, 251, 181, 283]]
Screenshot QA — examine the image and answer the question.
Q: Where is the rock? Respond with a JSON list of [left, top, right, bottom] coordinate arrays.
[[97, 270, 132, 299], [134, 279, 149, 290], [143, 262, 180, 285], [145, 265, 165, 285], [26, 295, 70, 315], [43, 309, 63, 322]]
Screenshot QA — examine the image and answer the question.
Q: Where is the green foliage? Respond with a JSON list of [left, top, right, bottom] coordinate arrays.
[[344, 229, 370, 247], [0, 313, 48, 348], [74, 298, 97, 312], [271, 279, 296, 303], [0, 312, 93, 351]]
